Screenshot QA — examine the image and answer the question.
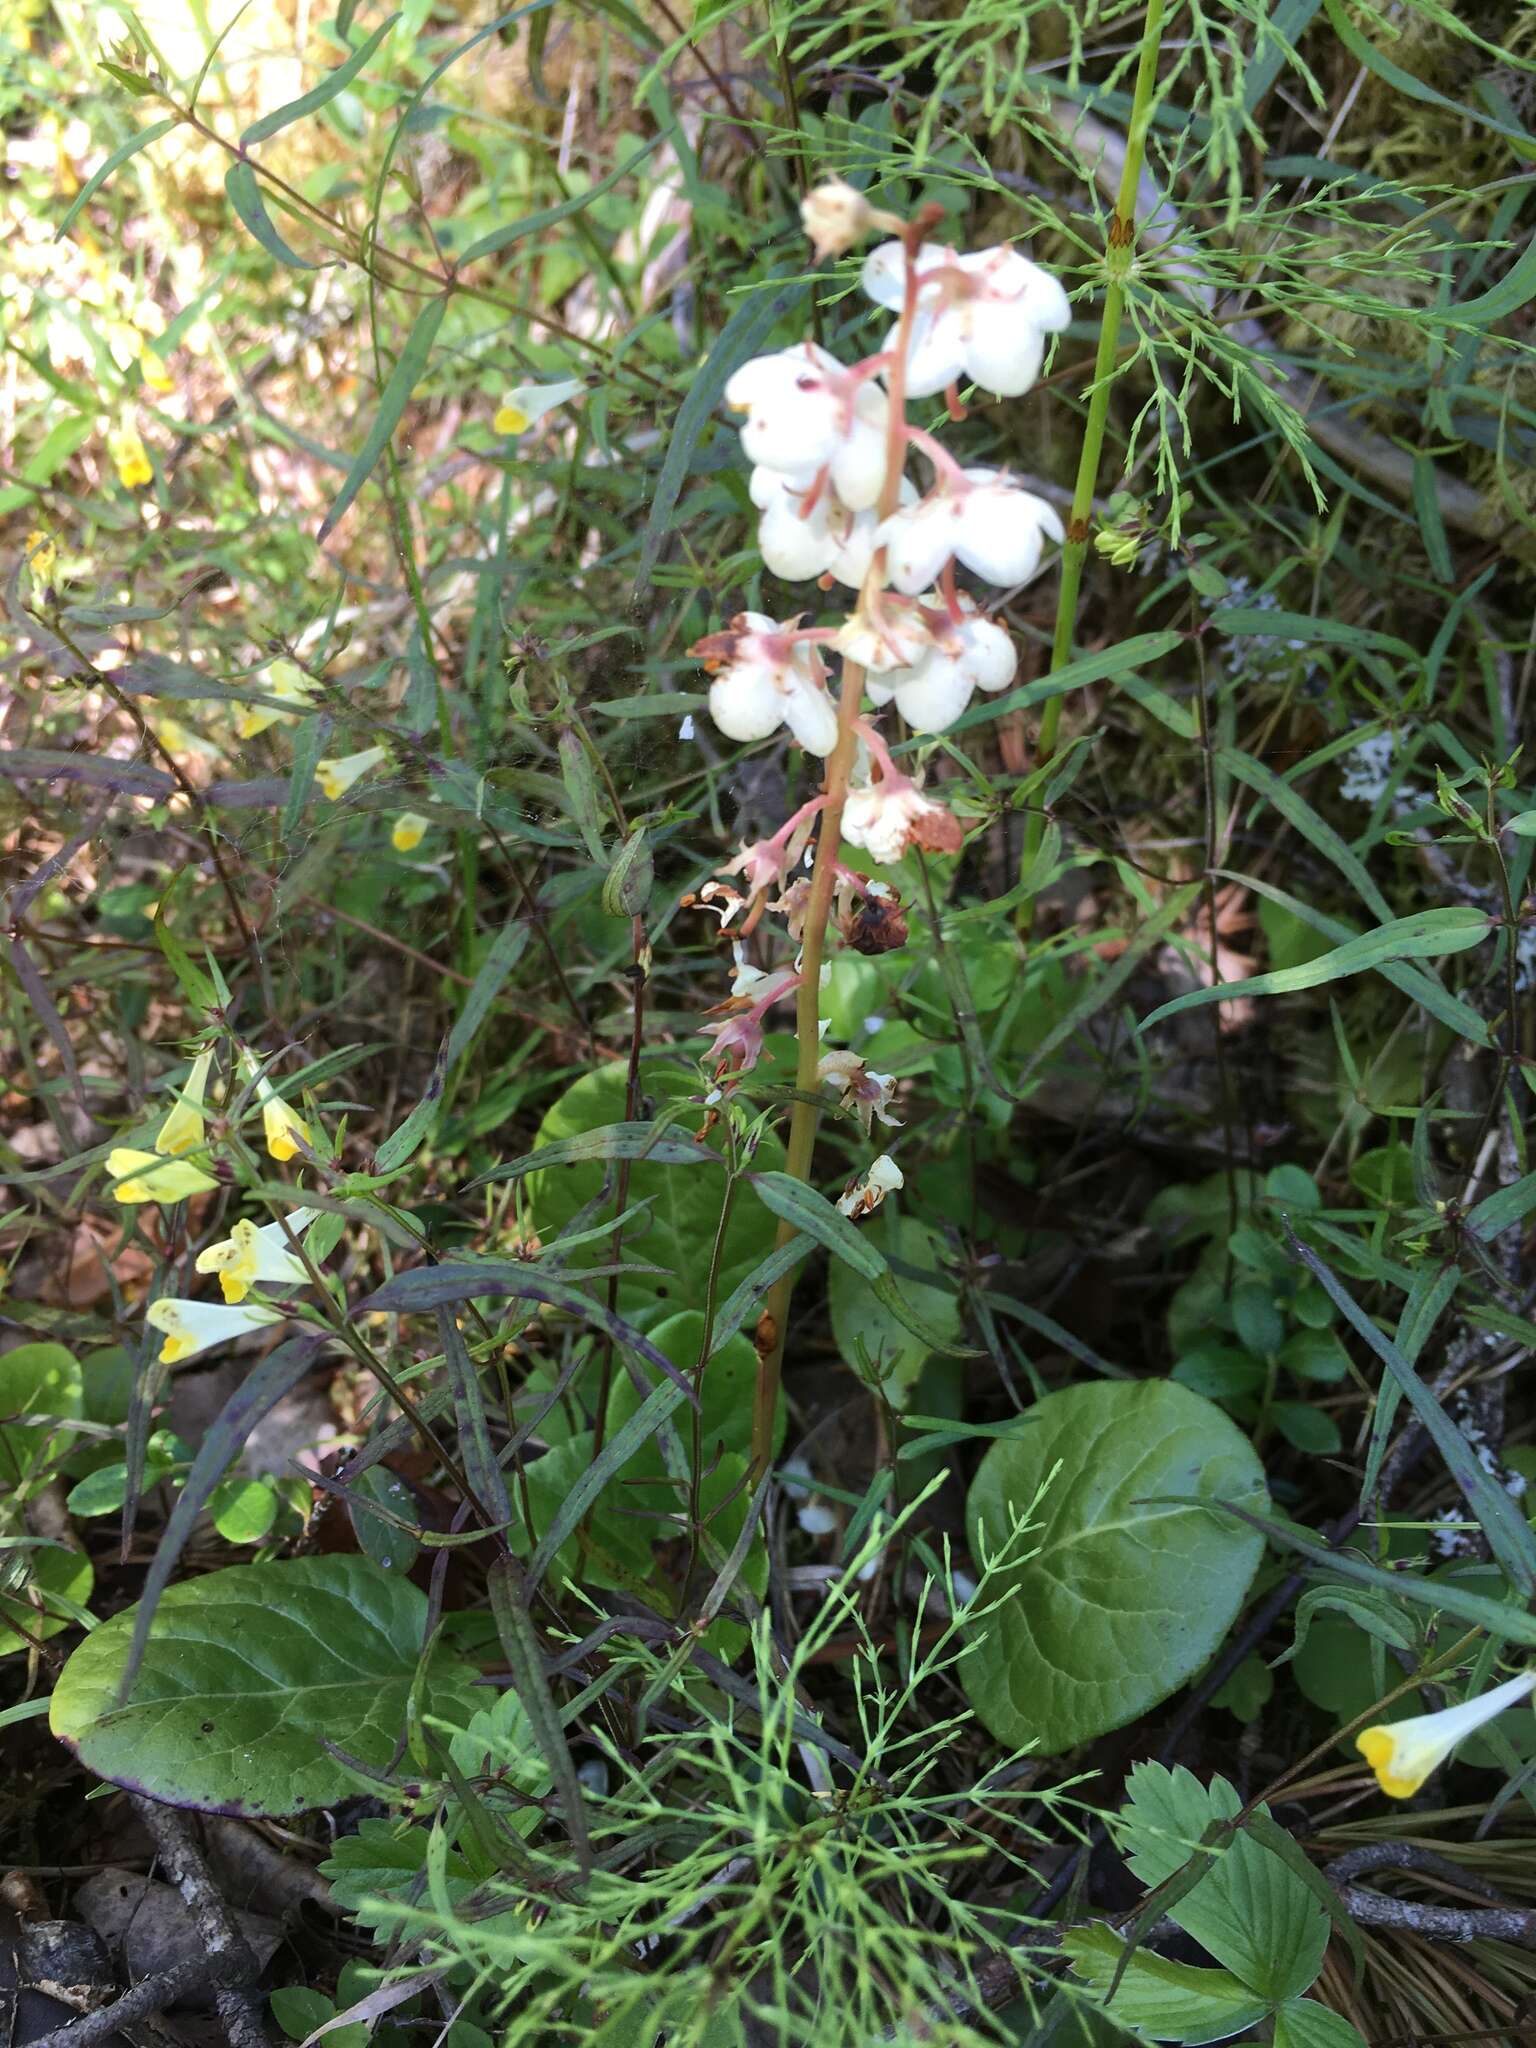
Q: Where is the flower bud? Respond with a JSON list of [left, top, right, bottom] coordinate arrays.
[[800, 180, 871, 262]]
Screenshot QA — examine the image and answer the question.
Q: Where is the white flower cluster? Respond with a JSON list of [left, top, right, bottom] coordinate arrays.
[[700, 204, 1070, 745]]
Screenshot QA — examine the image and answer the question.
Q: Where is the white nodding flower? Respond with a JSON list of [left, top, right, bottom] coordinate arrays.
[[876, 468, 1064, 596], [837, 1152, 904, 1219], [146, 1295, 284, 1366], [865, 594, 1017, 734], [862, 239, 1071, 398], [1357, 1672, 1536, 1799], [800, 179, 873, 262], [817, 1050, 901, 1135], [692, 612, 839, 757], [195, 1209, 317, 1305], [153, 1046, 215, 1158], [725, 343, 890, 510], [834, 593, 938, 676], [751, 467, 890, 590], [316, 746, 387, 801]]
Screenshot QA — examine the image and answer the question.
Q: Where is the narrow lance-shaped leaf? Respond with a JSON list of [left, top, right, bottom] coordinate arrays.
[[468, 1122, 720, 1190], [57, 119, 177, 240], [487, 1558, 591, 1875], [320, 296, 447, 540], [1141, 906, 1490, 1032], [241, 13, 400, 145], [1288, 1234, 1536, 1597], [749, 1173, 974, 1356], [225, 160, 318, 269]]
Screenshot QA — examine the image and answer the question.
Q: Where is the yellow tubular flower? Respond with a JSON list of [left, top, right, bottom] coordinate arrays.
[[1358, 1671, 1536, 1798], [315, 746, 386, 801], [108, 425, 153, 490], [494, 378, 584, 437], [139, 346, 174, 393], [153, 1047, 215, 1157], [234, 658, 315, 742], [25, 530, 56, 584], [107, 1148, 218, 1205], [146, 1296, 282, 1365], [195, 1210, 315, 1304], [392, 811, 428, 852], [261, 1093, 310, 1162]]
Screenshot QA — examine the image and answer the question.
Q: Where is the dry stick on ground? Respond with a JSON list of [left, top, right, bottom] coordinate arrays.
[[129, 1795, 271, 2048], [1323, 1844, 1536, 1949], [24, 1954, 214, 2048]]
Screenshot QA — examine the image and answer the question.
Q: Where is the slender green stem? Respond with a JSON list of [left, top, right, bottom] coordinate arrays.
[[1018, 0, 1168, 933]]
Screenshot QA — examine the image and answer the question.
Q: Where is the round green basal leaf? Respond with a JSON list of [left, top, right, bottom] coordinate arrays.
[[828, 1214, 958, 1407], [50, 1556, 481, 1815], [524, 1063, 783, 1312], [0, 1543, 94, 1657], [962, 1381, 1268, 1754], [0, 1343, 83, 1486], [610, 1311, 781, 1463], [208, 1477, 280, 1545]]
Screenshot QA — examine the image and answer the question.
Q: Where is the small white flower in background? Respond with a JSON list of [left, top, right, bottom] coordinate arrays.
[[153, 1045, 215, 1159], [107, 1149, 218, 1206], [1339, 728, 1396, 806], [862, 239, 1071, 397], [235, 658, 314, 741], [866, 593, 1016, 733], [800, 179, 877, 262], [693, 612, 839, 756], [146, 1295, 284, 1366], [817, 1049, 901, 1134], [316, 745, 387, 801], [195, 1209, 317, 1305], [877, 468, 1064, 594], [725, 344, 890, 510], [493, 377, 585, 436], [836, 1151, 904, 1219], [678, 714, 696, 741], [1357, 1671, 1536, 1798]]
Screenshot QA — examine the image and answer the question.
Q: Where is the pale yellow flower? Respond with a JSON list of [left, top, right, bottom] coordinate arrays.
[[195, 1209, 315, 1304], [24, 529, 56, 585], [392, 811, 428, 852], [494, 378, 584, 436], [107, 1148, 218, 1205], [234, 658, 314, 742], [108, 424, 153, 490], [1358, 1672, 1536, 1798], [146, 1296, 281, 1365], [153, 1047, 215, 1157], [139, 345, 174, 394], [316, 746, 386, 801]]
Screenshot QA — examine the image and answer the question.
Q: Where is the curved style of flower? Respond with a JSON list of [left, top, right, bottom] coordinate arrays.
[[726, 344, 890, 510], [146, 1296, 283, 1366], [1357, 1672, 1536, 1798], [692, 614, 839, 756], [195, 1210, 317, 1304], [876, 468, 1064, 595], [861, 238, 1071, 397]]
